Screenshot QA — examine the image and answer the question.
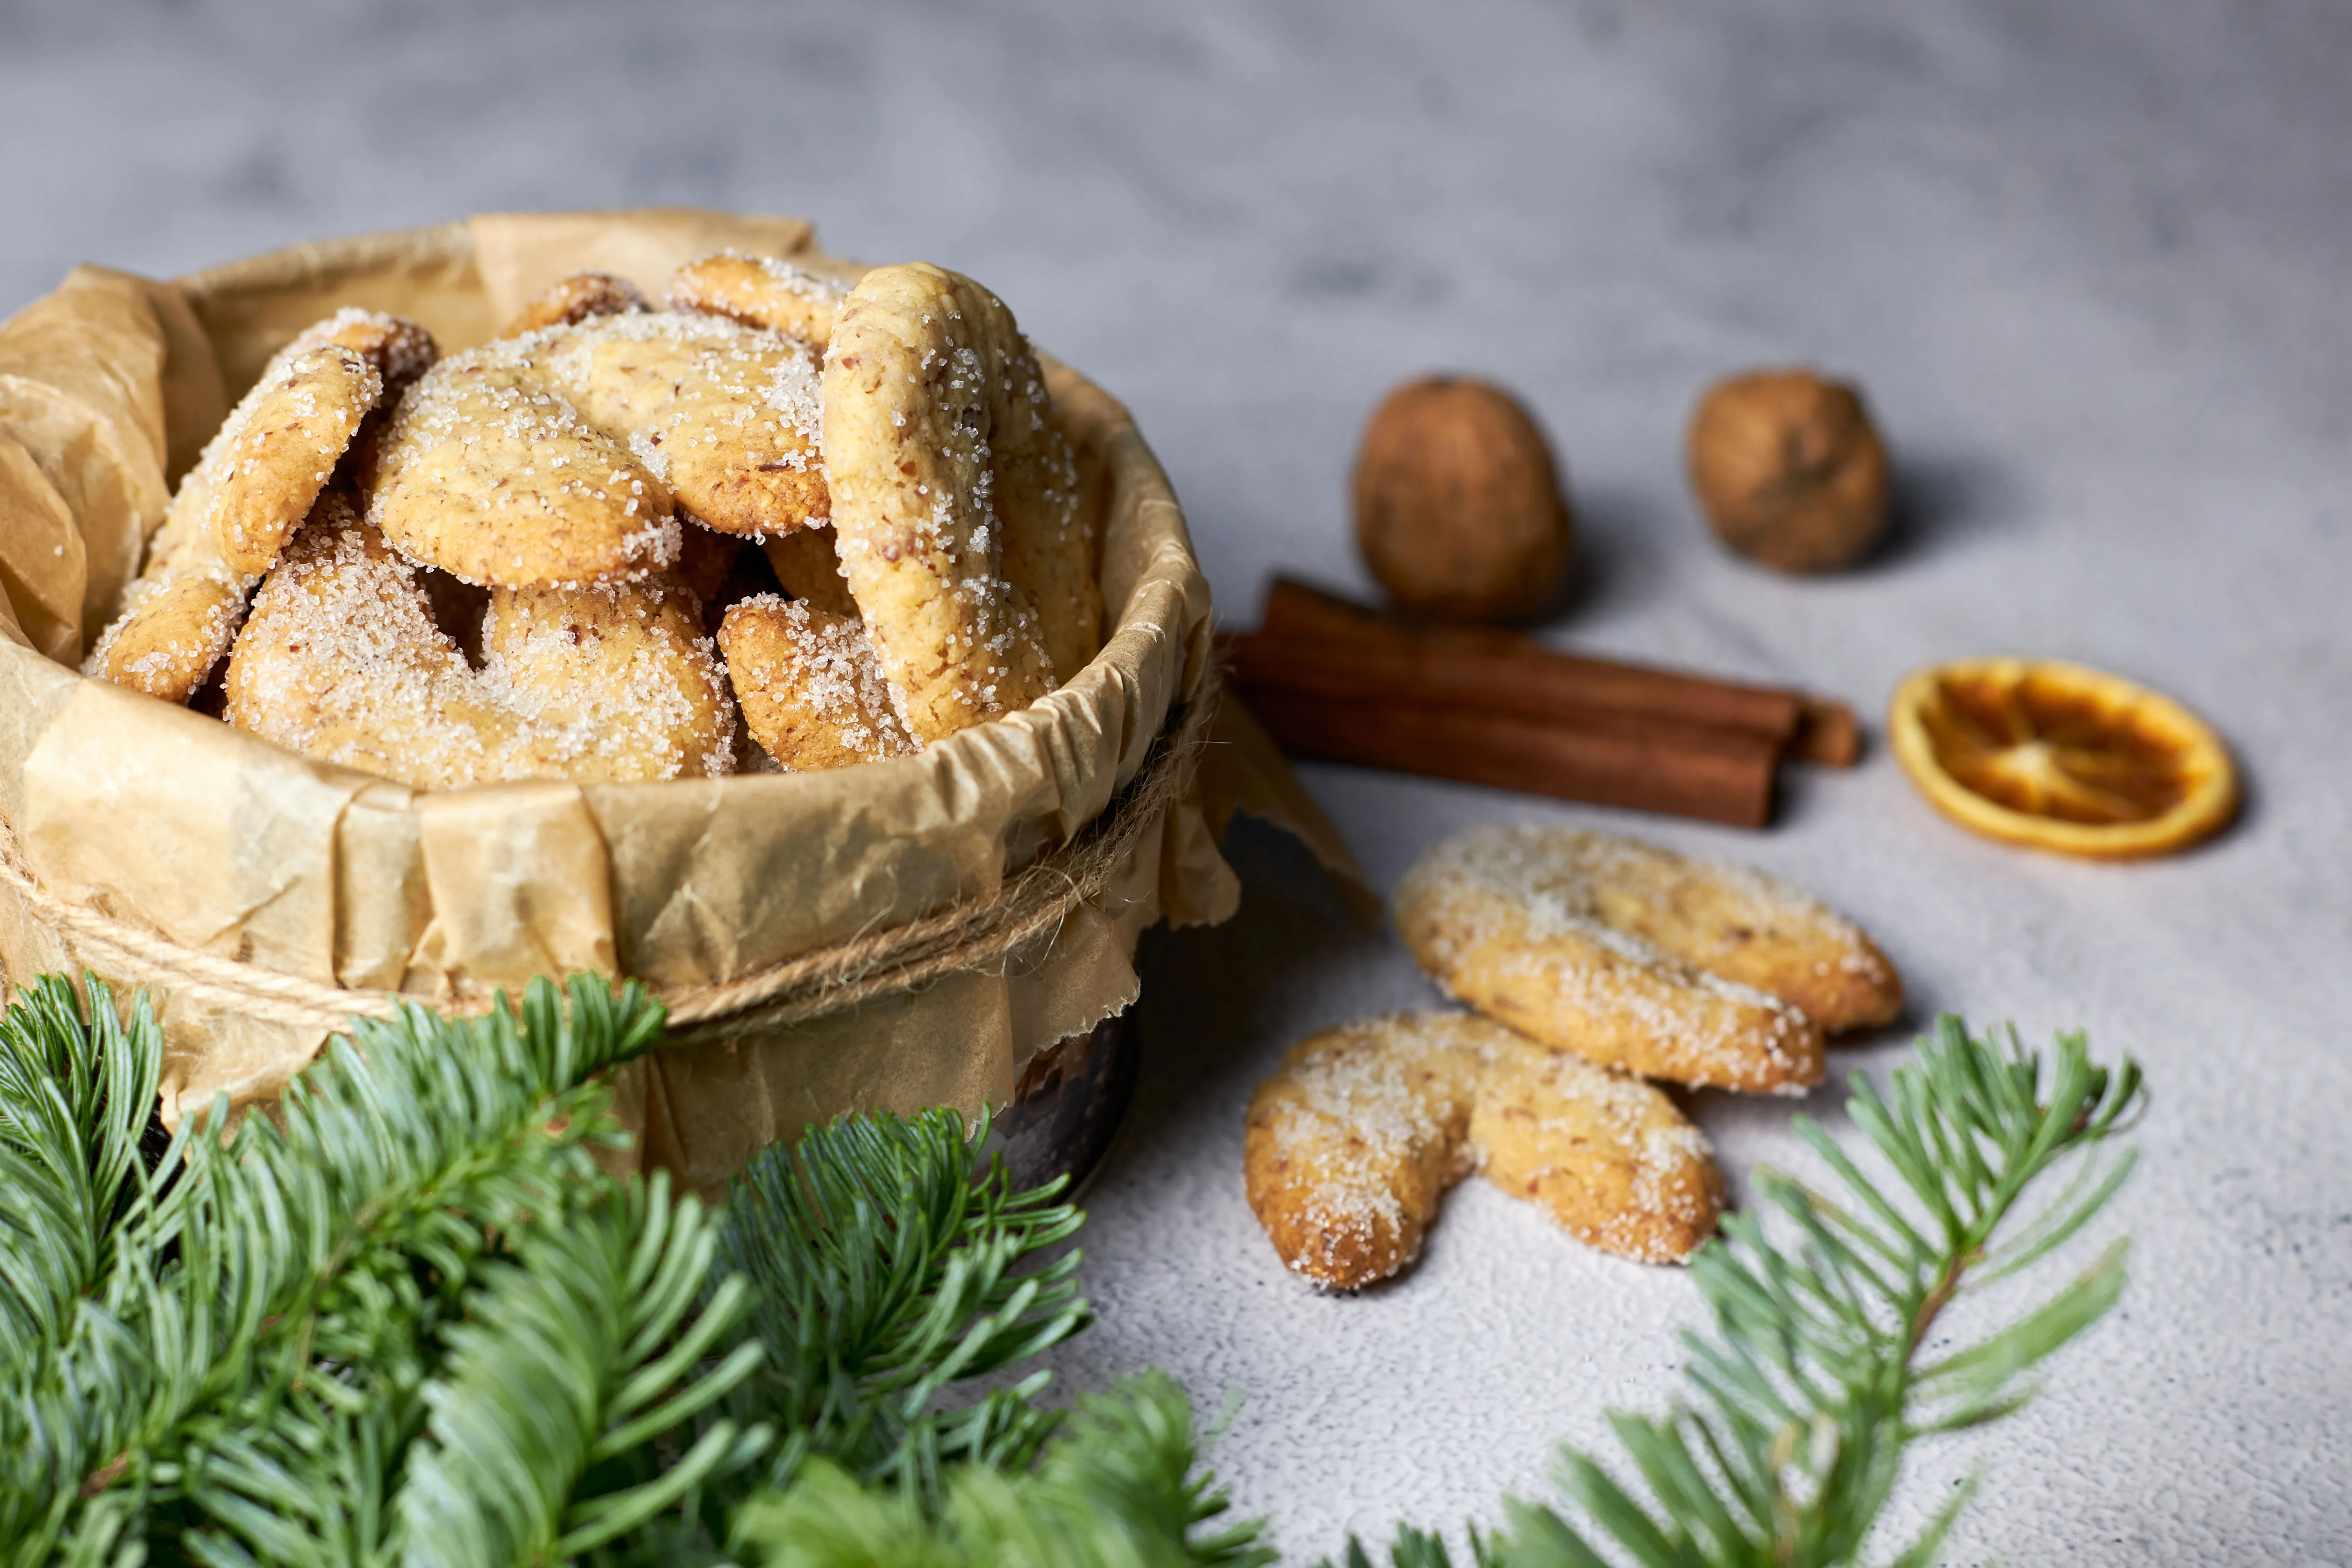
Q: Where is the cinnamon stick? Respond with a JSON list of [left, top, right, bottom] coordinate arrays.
[[1233, 686, 1778, 828], [1260, 577, 1807, 748], [1223, 577, 1861, 824], [1222, 628, 1785, 763], [1789, 697, 1861, 768]]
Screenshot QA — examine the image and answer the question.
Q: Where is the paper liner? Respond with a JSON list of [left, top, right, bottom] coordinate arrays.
[[0, 209, 1362, 1193]]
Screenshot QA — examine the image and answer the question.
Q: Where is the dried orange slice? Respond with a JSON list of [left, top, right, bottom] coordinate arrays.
[[1888, 658, 2237, 859]]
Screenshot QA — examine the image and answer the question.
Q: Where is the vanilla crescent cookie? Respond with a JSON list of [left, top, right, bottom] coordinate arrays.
[[760, 525, 858, 617], [1468, 1036, 1723, 1263], [669, 251, 848, 350], [821, 263, 1066, 739], [210, 344, 382, 577], [1565, 829, 1901, 1029], [224, 507, 733, 790], [367, 342, 679, 587], [537, 311, 829, 540], [1244, 1012, 1479, 1289], [82, 573, 247, 701], [1397, 827, 1898, 1094], [718, 595, 916, 772], [88, 310, 436, 702], [499, 271, 647, 338], [1244, 1011, 1720, 1290], [177, 310, 434, 567], [482, 576, 737, 782]]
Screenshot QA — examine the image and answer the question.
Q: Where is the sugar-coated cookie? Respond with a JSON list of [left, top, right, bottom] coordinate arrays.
[[539, 311, 829, 540], [89, 310, 437, 702], [1244, 1011, 1720, 1289], [718, 594, 916, 772], [225, 506, 733, 790], [669, 251, 848, 350], [82, 572, 246, 702], [1395, 824, 1889, 1094], [820, 263, 1078, 740], [368, 342, 679, 587], [210, 345, 382, 577]]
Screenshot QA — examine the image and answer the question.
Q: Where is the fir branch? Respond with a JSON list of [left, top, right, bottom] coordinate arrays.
[[1346, 1016, 2144, 1568], [0, 972, 752, 1568], [0, 973, 2145, 1568], [0, 976, 166, 1359], [713, 1105, 1094, 1499], [394, 1175, 767, 1568], [729, 1373, 1274, 1568]]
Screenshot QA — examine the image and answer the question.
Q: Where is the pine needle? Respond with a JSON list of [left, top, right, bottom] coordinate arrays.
[[0, 977, 2137, 1568], [1341, 1016, 2145, 1568]]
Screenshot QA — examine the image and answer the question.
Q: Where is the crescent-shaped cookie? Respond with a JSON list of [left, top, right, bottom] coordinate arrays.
[[367, 342, 680, 588], [669, 251, 848, 350], [539, 310, 828, 540], [482, 575, 738, 783], [224, 507, 732, 790], [210, 344, 383, 577], [718, 595, 916, 772], [1244, 1011, 1720, 1290], [82, 572, 247, 701], [819, 263, 1063, 741], [154, 309, 434, 581], [1558, 828, 1901, 1028], [1397, 826, 1898, 1094], [88, 309, 437, 702]]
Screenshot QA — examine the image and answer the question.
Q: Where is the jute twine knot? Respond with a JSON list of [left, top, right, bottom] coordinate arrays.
[[0, 690, 1217, 1039]]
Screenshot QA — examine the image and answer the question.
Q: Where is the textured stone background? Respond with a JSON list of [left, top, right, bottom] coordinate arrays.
[[6, 1, 2348, 1559]]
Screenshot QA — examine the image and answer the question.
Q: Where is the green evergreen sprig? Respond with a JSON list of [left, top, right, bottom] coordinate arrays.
[[729, 1375, 1274, 1568], [0, 972, 757, 1568], [0, 971, 2136, 1568], [713, 1105, 1094, 1497], [1340, 1016, 2144, 1568]]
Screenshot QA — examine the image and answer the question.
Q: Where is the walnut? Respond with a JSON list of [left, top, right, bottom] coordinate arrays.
[[1352, 376, 1574, 623], [1686, 369, 1889, 573]]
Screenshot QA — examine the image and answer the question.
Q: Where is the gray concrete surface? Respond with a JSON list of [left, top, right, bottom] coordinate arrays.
[[5, 1, 2348, 1560]]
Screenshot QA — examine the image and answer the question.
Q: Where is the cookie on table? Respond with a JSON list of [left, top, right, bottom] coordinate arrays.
[[1244, 1011, 1720, 1290], [1469, 1024, 1722, 1264], [1553, 827, 1899, 1028], [1244, 1012, 1481, 1290], [1395, 824, 1899, 1094]]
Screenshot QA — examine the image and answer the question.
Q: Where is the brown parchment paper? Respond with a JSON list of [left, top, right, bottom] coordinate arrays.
[[0, 209, 1359, 1194]]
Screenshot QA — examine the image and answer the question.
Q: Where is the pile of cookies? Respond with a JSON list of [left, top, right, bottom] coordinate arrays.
[[83, 255, 1103, 791], [1245, 824, 1901, 1288]]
